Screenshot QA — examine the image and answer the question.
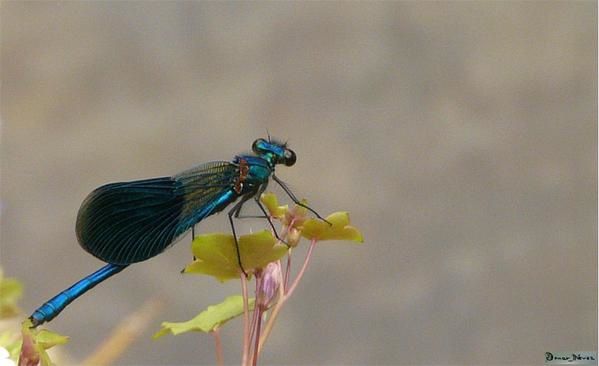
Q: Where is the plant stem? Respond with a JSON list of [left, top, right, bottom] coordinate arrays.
[[280, 218, 295, 290], [249, 275, 261, 345], [284, 251, 292, 291], [257, 240, 318, 355], [82, 298, 163, 366], [241, 273, 250, 366], [286, 239, 317, 297], [212, 327, 224, 366], [258, 239, 317, 352], [252, 309, 263, 366], [257, 297, 284, 355]]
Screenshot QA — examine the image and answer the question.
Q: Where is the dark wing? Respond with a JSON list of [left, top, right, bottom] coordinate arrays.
[[173, 161, 242, 232], [76, 162, 240, 265]]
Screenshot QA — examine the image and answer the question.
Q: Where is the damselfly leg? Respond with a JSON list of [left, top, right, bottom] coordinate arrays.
[[272, 174, 331, 225]]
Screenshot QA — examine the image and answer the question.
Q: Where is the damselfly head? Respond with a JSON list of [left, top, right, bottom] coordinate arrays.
[[252, 138, 296, 167]]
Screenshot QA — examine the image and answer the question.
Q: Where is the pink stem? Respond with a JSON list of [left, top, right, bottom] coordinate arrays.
[[241, 273, 250, 366], [256, 259, 287, 354], [213, 327, 224, 366], [284, 251, 292, 292], [251, 308, 264, 366], [286, 239, 317, 297], [281, 218, 296, 291], [249, 275, 262, 343]]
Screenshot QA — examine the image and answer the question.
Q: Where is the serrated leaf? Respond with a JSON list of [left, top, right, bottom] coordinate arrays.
[[184, 230, 287, 282], [301, 212, 364, 243], [154, 296, 255, 338]]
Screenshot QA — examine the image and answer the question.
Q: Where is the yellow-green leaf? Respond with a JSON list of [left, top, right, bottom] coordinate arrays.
[[0, 330, 22, 361], [34, 330, 69, 349], [19, 320, 69, 366], [154, 296, 255, 338], [0, 276, 23, 318], [184, 230, 288, 282], [301, 212, 364, 243], [260, 193, 288, 219]]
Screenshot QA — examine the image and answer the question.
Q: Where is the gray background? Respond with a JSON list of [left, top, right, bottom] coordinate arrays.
[[1, 2, 596, 365]]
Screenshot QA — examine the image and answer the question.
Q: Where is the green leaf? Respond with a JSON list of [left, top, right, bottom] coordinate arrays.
[[37, 330, 69, 366], [154, 296, 255, 338], [34, 330, 69, 349], [301, 212, 364, 243], [20, 320, 69, 366], [260, 193, 288, 219], [0, 276, 23, 318], [184, 230, 288, 281], [0, 330, 22, 361]]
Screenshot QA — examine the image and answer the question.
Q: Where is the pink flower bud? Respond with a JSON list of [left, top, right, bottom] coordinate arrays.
[[257, 262, 281, 310]]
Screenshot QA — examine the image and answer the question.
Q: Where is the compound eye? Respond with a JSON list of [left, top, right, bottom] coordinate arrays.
[[284, 149, 296, 166], [252, 138, 267, 153]]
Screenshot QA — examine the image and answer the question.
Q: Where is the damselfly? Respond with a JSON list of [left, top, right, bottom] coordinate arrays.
[[30, 138, 326, 327]]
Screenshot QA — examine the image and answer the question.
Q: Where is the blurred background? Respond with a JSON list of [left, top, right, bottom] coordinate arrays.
[[1, 2, 596, 365]]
